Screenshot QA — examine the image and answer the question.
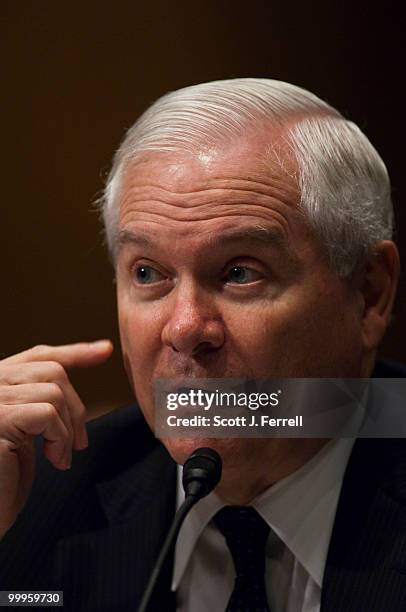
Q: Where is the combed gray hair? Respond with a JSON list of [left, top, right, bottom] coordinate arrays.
[[100, 78, 394, 278]]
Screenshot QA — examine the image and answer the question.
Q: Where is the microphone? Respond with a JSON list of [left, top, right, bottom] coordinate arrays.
[[182, 447, 223, 499], [138, 447, 222, 612]]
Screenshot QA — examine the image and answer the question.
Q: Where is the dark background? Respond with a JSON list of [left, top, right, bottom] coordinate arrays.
[[2, 1, 405, 414]]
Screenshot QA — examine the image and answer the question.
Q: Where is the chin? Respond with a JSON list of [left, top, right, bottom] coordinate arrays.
[[160, 436, 258, 468]]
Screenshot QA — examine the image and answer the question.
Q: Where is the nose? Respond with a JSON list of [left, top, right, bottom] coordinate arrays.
[[161, 283, 225, 357]]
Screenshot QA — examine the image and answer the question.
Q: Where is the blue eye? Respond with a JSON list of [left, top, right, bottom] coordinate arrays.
[[135, 266, 165, 284], [226, 266, 262, 284]]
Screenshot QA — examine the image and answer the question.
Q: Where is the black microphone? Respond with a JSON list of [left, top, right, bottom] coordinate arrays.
[[138, 447, 222, 612], [182, 447, 223, 498]]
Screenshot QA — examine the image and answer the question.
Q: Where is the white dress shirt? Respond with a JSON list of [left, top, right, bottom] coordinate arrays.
[[172, 437, 356, 611]]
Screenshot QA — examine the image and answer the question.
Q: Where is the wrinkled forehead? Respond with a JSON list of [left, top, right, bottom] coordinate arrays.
[[117, 134, 299, 211], [112, 137, 318, 270]]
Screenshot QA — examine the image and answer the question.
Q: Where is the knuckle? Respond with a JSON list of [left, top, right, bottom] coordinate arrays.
[[72, 402, 86, 420], [77, 405, 86, 420], [31, 344, 49, 356], [46, 361, 65, 380], [47, 382, 65, 404], [41, 402, 57, 419], [41, 403, 72, 440], [60, 422, 72, 442]]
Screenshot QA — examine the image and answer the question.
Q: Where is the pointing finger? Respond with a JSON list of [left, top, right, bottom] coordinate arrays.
[[2, 340, 113, 369]]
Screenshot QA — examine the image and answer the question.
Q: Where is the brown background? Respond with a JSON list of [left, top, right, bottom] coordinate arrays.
[[2, 1, 405, 414]]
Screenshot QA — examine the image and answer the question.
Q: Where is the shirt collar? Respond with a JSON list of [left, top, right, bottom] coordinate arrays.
[[172, 437, 355, 591], [253, 436, 355, 587]]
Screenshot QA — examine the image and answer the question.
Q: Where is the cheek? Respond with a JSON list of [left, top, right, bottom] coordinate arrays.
[[117, 300, 167, 411], [232, 286, 361, 376], [118, 298, 162, 361], [118, 301, 163, 426]]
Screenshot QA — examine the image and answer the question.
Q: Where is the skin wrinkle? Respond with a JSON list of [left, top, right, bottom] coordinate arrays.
[[117, 200, 318, 277], [118, 227, 287, 252], [119, 168, 297, 193], [117, 226, 302, 278], [120, 208, 294, 231], [117, 172, 301, 257], [118, 133, 298, 198], [119, 177, 296, 197], [115, 139, 303, 265], [117, 211, 307, 283], [117, 209, 298, 266], [119, 185, 297, 218]]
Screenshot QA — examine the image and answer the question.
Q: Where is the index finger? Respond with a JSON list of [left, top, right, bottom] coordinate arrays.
[[2, 340, 114, 369]]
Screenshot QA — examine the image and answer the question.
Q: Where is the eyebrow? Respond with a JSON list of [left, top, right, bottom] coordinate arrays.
[[117, 225, 288, 251], [208, 226, 287, 249], [117, 230, 154, 250]]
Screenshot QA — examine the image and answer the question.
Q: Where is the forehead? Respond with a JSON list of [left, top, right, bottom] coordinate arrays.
[[119, 136, 298, 201], [115, 137, 315, 258]]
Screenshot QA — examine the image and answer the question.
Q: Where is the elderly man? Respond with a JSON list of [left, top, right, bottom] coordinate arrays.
[[0, 79, 403, 611]]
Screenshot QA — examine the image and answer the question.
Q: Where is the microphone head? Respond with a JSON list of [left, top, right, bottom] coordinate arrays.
[[182, 447, 222, 499]]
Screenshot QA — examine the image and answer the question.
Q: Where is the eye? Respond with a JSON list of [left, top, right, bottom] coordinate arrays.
[[134, 265, 166, 284], [225, 265, 263, 285]]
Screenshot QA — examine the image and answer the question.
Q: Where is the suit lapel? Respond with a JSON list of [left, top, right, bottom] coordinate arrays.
[[322, 438, 406, 611], [53, 442, 177, 611]]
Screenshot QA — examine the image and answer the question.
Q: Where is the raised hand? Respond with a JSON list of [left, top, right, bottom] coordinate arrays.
[[0, 340, 113, 538]]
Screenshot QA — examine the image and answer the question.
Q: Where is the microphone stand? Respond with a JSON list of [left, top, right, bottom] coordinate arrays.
[[138, 447, 222, 612], [137, 494, 197, 612]]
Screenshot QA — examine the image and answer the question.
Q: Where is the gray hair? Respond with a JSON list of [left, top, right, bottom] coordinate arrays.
[[100, 78, 394, 277]]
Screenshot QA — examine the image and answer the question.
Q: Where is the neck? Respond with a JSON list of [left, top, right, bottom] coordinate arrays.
[[215, 438, 329, 505]]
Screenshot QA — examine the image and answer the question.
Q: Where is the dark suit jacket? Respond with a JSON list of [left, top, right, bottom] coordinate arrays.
[[1, 362, 406, 611]]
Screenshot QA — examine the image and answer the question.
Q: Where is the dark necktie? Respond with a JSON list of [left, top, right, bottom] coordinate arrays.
[[213, 506, 271, 612]]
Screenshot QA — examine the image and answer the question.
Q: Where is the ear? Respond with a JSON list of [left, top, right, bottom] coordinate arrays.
[[357, 241, 400, 350]]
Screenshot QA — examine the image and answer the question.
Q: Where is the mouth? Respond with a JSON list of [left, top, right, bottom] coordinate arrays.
[[156, 377, 214, 395], [174, 385, 211, 394]]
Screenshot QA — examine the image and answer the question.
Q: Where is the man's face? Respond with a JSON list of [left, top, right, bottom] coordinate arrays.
[[115, 139, 365, 465]]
